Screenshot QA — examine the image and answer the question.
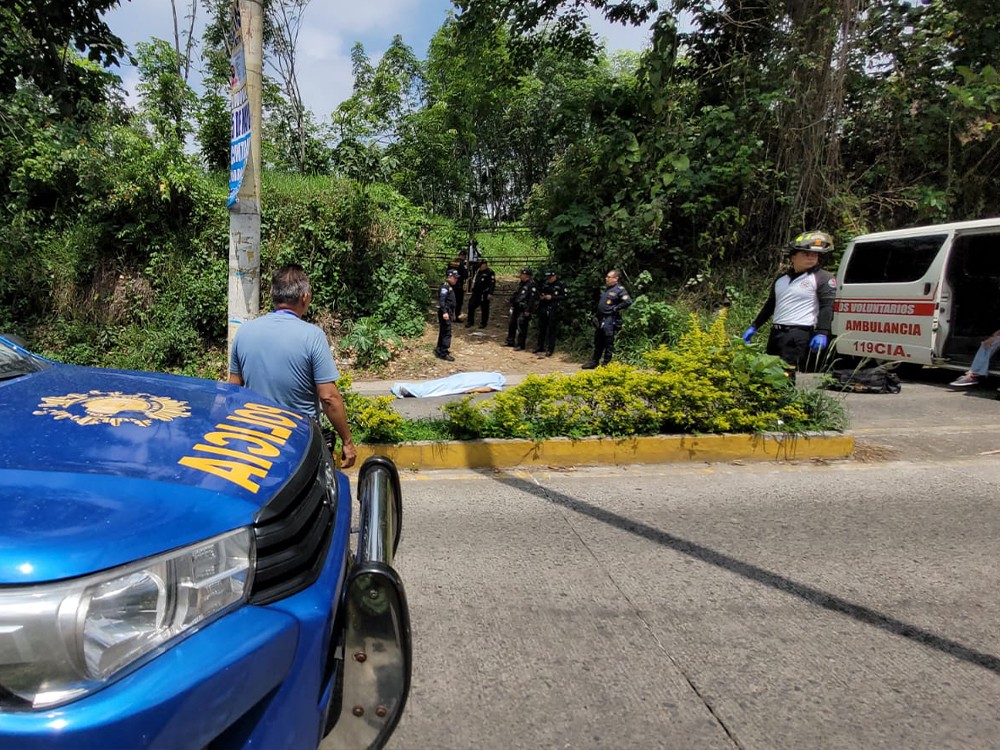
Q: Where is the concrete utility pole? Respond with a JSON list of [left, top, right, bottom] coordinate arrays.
[[227, 0, 264, 354]]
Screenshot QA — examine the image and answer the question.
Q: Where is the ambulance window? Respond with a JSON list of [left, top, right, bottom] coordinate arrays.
[[953, 233, 1000, 276], [843, 234, 947, 284]]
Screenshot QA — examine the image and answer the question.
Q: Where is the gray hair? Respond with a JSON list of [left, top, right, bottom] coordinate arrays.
[[271, 264, 311, 305]]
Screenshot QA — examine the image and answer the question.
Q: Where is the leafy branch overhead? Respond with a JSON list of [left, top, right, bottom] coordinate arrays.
[[0, 0, 128, 111], [455, 0, 658, 58]]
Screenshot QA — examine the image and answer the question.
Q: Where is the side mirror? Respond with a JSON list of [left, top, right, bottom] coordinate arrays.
[[354, 456, 403, 564]]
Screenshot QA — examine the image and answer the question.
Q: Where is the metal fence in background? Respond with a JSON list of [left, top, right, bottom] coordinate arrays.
[[415, 252, 551, 277]]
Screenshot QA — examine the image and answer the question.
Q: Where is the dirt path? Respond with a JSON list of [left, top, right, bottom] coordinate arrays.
[[353, 309, 584, 381]]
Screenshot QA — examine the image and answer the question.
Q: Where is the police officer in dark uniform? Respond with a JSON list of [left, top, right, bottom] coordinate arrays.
[[446, 252, 469, 321], [465, 258, 496, 328], [582, 269, 632, 368], [533, 269, 567, 356], [742, 230, 836, 378], [505, 267, 538, 350], [435, 268, 459, 361]]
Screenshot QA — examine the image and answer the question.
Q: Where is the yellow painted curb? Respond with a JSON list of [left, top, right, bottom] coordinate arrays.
[[348, 432, 854, 471]]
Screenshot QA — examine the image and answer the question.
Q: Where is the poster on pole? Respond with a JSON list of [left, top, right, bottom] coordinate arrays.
[[227, 1, 250, 208]]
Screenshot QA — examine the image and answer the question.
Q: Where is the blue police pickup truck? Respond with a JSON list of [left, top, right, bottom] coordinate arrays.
[[0, 335, 410, 749]]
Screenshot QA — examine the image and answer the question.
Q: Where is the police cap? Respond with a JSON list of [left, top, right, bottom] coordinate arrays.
[[544, 269, 556, 278], [447, 269, 460, 278], [520, 267, 533, 275]]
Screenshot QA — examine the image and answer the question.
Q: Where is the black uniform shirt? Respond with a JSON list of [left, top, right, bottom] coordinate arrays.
[[597, 283, 632, 316], [538, 280, 567, 307], [511, 279, 538, 311], [438, 283, 456, 315], [472, 267, 496, 295]]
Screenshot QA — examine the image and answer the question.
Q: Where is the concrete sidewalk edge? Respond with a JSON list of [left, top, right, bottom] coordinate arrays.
[[344, 432, 855, 471]]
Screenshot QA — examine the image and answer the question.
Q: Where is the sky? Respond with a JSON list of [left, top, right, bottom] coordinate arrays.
[[104, 0, 656, 118]]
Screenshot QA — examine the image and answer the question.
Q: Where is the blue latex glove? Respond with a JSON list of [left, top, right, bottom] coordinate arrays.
[[741, 326, 756, 343], [810, 333, 828, 351]]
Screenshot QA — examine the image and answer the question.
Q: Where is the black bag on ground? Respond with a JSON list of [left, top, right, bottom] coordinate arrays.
[[827, 366, 902, 394]]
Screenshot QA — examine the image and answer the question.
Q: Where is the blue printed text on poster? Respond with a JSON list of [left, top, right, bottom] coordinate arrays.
[[227, 10, 250, 207]]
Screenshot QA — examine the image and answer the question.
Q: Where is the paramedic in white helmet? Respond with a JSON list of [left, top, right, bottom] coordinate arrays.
[[742, 231, 837, 379]]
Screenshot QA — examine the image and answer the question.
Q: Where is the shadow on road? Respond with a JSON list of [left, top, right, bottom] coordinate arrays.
[[487, 471, 1000, 676]]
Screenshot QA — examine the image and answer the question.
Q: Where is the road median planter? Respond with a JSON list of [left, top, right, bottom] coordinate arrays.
[[346, 432, 854, 471]]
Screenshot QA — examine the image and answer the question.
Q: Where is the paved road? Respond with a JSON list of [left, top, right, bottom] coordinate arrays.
[[388, 457, 1000, 749], [347, 367, 1000, 748], [834, 368, 1000, 461]]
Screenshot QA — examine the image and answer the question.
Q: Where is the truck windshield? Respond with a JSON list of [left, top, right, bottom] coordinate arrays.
[[0, 341, 48, 381]]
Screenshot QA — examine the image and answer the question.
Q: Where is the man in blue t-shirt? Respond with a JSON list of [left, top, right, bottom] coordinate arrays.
[[229, 264, 356, 468]]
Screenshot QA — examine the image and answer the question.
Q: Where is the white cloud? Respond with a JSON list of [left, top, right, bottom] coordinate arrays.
[[106, 1, 443, 120], [296, 33, 356, 120], [315, 0, 428, 35], [586, 8, 655, 53], [119, 68, 142, 109]]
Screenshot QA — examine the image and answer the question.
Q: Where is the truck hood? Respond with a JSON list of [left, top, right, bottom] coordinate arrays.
[[0, 364, 316, 584]]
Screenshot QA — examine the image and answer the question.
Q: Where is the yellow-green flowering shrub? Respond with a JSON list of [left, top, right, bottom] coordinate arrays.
[[442, 312, 844, 440], [336, 372, 405, 443]]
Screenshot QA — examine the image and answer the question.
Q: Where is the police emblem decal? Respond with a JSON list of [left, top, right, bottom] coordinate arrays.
[[34, 391, 191, 427]]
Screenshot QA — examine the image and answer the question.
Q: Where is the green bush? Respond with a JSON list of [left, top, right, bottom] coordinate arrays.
[[438, 312, 845, 440], [262, 176, 430, 321], [441, 396, 489, 440], [337, 373, 406, 443], [370, 263, 428, 338], [338, 316, 403, 371], [640, 315, 803, 433], [613, 294, 689, 364]]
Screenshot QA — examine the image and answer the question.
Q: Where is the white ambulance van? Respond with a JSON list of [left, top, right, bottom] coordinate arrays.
[[832, 218, 1000, 373]]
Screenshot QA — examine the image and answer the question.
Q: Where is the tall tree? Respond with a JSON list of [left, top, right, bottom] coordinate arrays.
[[455, 0, 657, 58], [424, 17, 516, 225], [838, 0, 1000, 226], [265, 0, 312, 171], [135, 38, 197, 143], [331, 37, 423, 183], [170, 0, 199, 83], [418, 13, 621, 224], [196, 0, 237, 170]]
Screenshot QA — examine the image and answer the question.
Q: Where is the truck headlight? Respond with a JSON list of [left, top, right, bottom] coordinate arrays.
[[0, 528, 253, 710]]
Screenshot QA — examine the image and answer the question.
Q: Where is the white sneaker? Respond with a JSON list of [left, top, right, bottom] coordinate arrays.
[[949, 373, 979, 387]]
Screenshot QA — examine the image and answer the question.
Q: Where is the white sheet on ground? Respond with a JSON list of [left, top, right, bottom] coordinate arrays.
[[390, 372, 506, 398]]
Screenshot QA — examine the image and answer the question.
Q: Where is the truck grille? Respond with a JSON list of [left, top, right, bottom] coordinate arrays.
[[248, 427, 336, 605]]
